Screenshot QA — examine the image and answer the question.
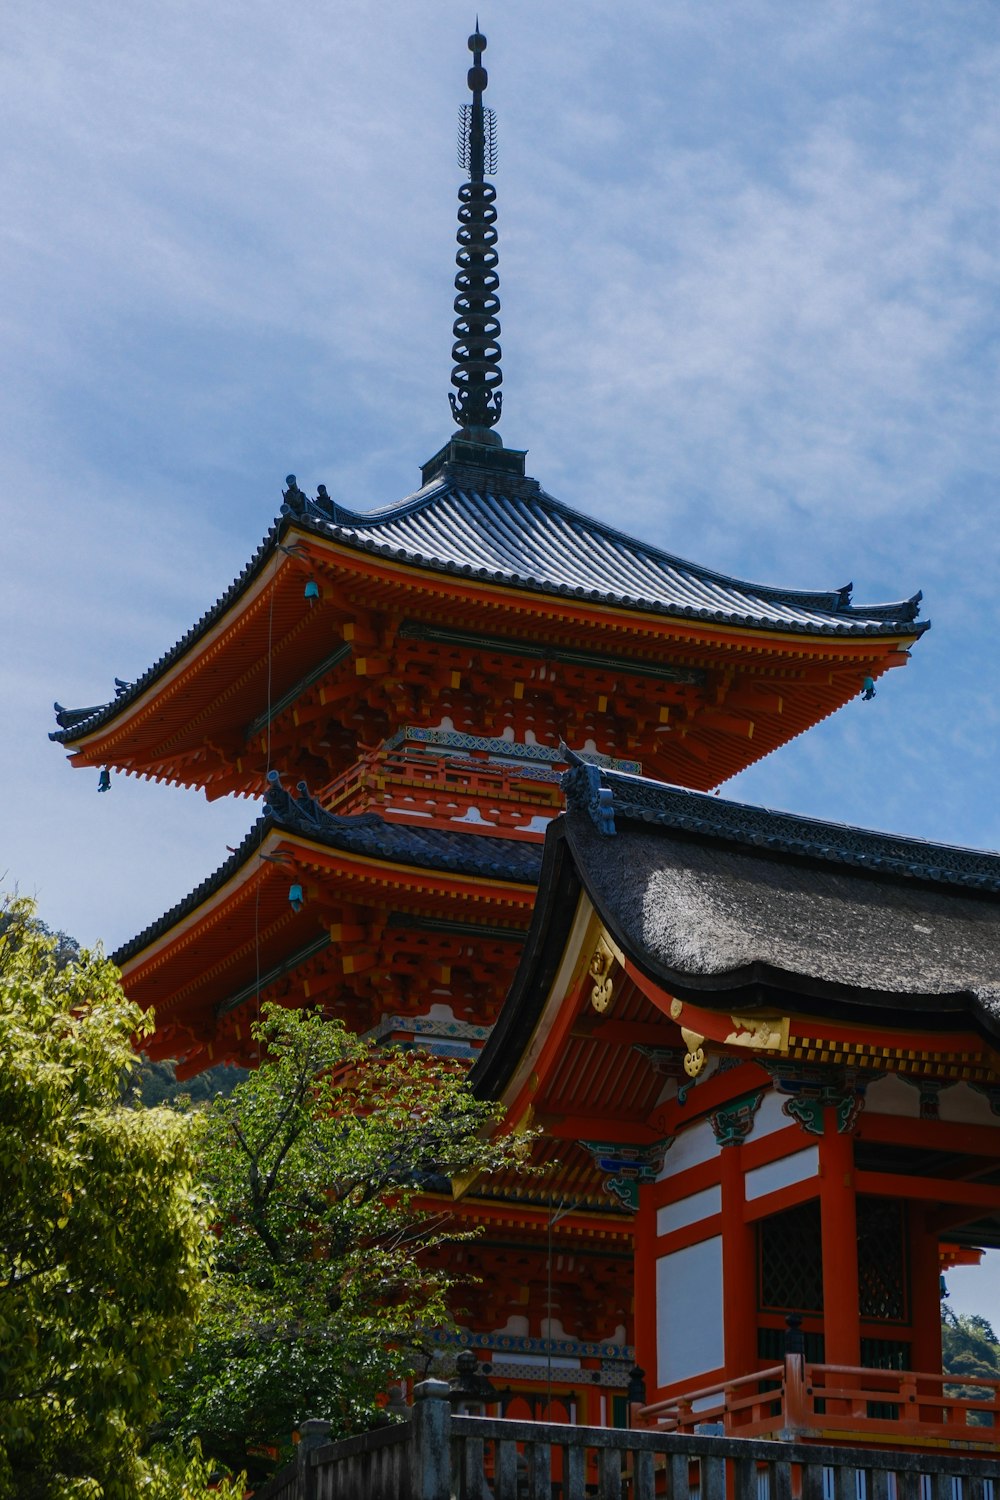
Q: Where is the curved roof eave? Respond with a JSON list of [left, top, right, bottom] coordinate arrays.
[[52, 475, 927, 747], [113, 792, 543, 971], [473, 782, 1000, 1102]]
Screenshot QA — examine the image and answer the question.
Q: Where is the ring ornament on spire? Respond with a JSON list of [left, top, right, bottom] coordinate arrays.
[[449, 27, 503, 439]]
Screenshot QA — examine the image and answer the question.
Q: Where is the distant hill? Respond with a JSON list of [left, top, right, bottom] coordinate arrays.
[[136, 1057, 250, 1107]]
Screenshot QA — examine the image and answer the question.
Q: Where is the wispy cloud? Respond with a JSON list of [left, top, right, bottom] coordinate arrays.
[[1, 0, 998, 953]]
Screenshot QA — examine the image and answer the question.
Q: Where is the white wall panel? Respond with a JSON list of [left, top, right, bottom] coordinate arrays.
[[657, 1119, 718, 1180], [866, 1075, 920, 1118], [656, 1184, 722, 1237], [745, 1145, 819, 1201], [939, 1084, 1000, 1127], [655, 1236, 724, 1388]]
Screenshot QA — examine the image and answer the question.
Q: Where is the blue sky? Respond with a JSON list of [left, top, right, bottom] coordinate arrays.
[[2, 4, 999, 1314]]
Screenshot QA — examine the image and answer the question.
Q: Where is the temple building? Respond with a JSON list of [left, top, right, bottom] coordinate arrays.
[[47, 30, 994, 1445], [474, 765, 1000, 1445]]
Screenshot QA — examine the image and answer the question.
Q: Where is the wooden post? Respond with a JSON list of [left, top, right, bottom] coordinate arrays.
[[411, 1378, 452, 1500], [721, 1146, 757, 1398], [910, 1205, 943, 1376], [818, 1118, 861, 1367], [782, 1318, 809, 1441]]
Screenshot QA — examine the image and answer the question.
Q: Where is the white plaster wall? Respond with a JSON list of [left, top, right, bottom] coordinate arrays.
[[745, 1145, 819, 1201], [750, 1088, 794, 1138], [490, 1352, 581, 1368], [656, 1184, 722, 1237], [939, 1084, 1000, 1127], [657, 1118, 718, 1180], [492, 1314, 530, 1337], [655, 1236, 724, 1388], [865, 1074, 921, 1117]]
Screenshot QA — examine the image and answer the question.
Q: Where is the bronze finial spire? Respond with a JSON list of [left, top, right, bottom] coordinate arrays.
[[449, 25, 503, 441]]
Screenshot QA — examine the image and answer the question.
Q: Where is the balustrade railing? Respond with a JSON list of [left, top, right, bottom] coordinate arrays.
[[260, 1379, 1000, 1500], [636, 1358, 1000, 1447], [319, 747, 559, 832]]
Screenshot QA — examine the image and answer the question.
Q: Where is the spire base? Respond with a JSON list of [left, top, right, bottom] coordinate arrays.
[[421, 435, 527, 486]]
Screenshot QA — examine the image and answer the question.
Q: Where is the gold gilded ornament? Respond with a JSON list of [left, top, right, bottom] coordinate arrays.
[[681, 1026, 707, 1078], [588, 934, 616, 1012], [725, 1014, 789, 1052]]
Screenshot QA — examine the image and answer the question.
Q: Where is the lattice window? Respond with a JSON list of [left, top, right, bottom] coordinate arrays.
[[857, 1198, 908, 1323], [860, 1336, 912, 1370], [758, 1201, 823, 1313], [758, 1326, 826, 1363]]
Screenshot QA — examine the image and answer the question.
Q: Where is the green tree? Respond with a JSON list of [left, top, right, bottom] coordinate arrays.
[[0, 896, 239, 1500], [158, 1003, 534, 1480], [942, 1305, 1000, 1382]]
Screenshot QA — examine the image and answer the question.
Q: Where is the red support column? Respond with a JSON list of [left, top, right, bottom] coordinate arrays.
[[720, 1146, 757, 1384], [634, 1195, 657, 1400], [818, 1116, 860, 1367], [909, 1205, 943, 1375]]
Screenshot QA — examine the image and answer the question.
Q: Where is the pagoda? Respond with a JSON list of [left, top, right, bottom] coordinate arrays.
[[51, 30, 928, 1424]]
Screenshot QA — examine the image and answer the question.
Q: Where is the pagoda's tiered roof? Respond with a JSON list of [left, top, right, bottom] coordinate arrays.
[[113, 773, 542, 968], [299, 470, 923, 635], [116, 773, 541, 1073], [52, 460, 926, 749]]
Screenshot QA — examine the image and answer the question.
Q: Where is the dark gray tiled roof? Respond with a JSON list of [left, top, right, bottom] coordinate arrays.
[[51, 462, 926, 744], [112, 776, 542, 969], [311, 468, 925, 635]]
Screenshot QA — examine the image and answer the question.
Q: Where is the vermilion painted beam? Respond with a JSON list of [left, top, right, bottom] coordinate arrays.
[[857, 1112, 999, 1156], [855, 1171, 1000, 1209]]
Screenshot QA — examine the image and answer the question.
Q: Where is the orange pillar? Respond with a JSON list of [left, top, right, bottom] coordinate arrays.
[[818, 1116, 860, 1367], [720, 1146, 757, 1382], [909, 1206, 942, 1375], [634, 1197, 657, 1400]]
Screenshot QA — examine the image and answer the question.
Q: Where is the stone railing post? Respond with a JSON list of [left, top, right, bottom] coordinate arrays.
[[296, 1418, 332, 1500], [411, 1378, 452, 1500]]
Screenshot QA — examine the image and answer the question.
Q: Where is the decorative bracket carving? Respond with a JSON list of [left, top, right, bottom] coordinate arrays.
[[725, 1014, 790, 1052], [666, 997, 789, 1080], [580, 1139, 673, 1212], [766, 1062, 868, 1135], [680, 1027, 707, 1078], [709, 1091, 765, 1148]]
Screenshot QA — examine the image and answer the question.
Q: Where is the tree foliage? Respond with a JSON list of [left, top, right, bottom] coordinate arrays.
[[942, 1304, 1000, 1383], [0, 896, 237, 1500], [158, 1003, 534, 1478]]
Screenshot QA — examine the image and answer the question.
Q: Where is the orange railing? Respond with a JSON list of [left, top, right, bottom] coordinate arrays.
[[318, 746, 560, 833], [637, 1357, 1000, 1448]]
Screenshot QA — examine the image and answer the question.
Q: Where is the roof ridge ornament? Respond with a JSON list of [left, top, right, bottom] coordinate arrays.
[[448, 25, 503, 443]]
